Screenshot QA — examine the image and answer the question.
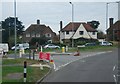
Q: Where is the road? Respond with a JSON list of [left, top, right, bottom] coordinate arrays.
[[42, 49, 118, 83]]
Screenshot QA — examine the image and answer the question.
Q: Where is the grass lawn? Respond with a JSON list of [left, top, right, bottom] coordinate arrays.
[[2, 58, 50, 83]]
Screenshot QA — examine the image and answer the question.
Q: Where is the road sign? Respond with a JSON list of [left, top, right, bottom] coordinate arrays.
[[39, 52, 50, 60]]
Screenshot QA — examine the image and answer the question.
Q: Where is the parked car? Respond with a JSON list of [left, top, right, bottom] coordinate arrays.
[[85, 42, 96, 46], [0, 48, 3, 55], [44, 44, 60, 49], [11, 43, 29, 50], [99, 41, 112, 46], [0, 43, 9, 55]]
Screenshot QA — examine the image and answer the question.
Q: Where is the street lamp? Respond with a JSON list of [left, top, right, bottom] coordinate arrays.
[[14, 0, 17, 58], [69, 2, 74, 47]]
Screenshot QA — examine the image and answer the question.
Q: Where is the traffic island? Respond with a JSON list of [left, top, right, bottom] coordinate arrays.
[[2, 58, 50, 83]]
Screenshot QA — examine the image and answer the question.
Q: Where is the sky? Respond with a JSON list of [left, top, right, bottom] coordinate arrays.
[[1, 0, 120, 34]]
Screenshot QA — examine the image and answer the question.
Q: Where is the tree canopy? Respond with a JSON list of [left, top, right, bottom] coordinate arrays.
[[1, 17, 24, 43], [87, 20, 100, 29]]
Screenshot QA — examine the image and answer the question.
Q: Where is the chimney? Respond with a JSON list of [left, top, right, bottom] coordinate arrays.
[[109, 18, 114, 27], [37, 19, 40, 24], [60, 21, 62, 30]]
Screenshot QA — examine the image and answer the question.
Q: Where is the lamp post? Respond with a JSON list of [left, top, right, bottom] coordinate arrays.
[[106, 3, 109, 41], [69, 2, 74, 47], [14, 0, 17, 58]]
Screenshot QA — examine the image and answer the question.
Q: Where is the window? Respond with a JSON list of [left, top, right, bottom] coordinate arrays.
[[46, 33, 51, 37], [36, 33, 40, 37], [66, 31, 69, 35], [31, 33, 35, 37], [79, 31, 84, 35], [92, 32, 95, 35], [26, 33, 30, 37]]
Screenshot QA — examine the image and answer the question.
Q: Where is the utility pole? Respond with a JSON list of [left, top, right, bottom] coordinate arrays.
[[14, 0, 17, 58], [69, 2, 74, 47]]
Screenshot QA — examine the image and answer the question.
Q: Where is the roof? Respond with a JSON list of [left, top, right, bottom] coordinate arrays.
[[107, 20, 120, 31], [61, 22, 97, 32], [25, 24, 56, 35]]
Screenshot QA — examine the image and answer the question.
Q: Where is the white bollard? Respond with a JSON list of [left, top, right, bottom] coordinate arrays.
[[41, 46, 43, 52], [19, 49, 22, 58], [66, 46, 68, 52], [40, 63, 43, 70], [21, 48, 25, 54], [62, 47, 65, 53]]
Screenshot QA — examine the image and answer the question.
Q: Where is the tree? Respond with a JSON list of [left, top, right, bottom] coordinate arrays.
[[1, 17, 24, 43], [29, 36, 50, 49], [87, 20, 100, 29], [97, 30, 105, 39]]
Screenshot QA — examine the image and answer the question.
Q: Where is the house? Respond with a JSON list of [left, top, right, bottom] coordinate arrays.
[[23, 20, 57, 43], [107, 18, 120, 41], [59, 21, 98, 44]]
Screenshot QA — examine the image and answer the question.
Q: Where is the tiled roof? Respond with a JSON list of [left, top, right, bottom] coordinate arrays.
[[107, 20, 120, 31], [25, 24, 56, 35], [61, 22, 97, 32]]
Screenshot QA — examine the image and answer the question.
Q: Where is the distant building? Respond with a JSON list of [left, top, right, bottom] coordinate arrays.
[[59, 21, 98, 44], [107, 18, 120, 41], [23, 20, 57, 43]]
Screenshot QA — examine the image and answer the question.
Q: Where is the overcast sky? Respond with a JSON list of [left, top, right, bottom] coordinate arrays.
[[1, 0, 119, 34]]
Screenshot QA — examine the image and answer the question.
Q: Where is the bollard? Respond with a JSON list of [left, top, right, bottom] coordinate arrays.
[[40, 63, 43, 70], [41, 46, 43, 52], [65, 46, 68, 52], [29, 50, 31, 59], [24, 61, 27, 82], [21, 48, 25, 54], [62, 47, 65, 53], [19, 49, 22, 58], [33, 50, 35, 60]]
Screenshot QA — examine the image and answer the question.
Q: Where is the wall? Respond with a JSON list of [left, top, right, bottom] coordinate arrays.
[[73, 24, 91, 39]]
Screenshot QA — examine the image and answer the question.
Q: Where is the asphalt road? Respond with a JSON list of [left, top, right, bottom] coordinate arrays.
[[42, 49, 118, 83]]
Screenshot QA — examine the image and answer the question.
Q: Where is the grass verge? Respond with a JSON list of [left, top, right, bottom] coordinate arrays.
[[2, 58, 50, 83]]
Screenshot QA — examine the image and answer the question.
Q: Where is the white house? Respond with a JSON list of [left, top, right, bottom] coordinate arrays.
[[59, 22, 97, 43]]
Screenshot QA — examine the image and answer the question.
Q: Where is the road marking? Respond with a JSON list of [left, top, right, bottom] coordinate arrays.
[[113, 75, 117, 84], [53, 62, 56, 70], [113, 65, 116, 71], [54, 51, 113, 72]]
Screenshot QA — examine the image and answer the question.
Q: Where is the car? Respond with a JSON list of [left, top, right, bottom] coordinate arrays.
[[0, 48, 3, 54], [85, 43, 96, 46], [11, 43, 29, 50], [99, 41, 112, 46], [0, 43, 9, 54], [44, 44, 60, 49]]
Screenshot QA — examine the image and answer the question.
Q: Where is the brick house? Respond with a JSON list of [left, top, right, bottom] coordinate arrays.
[[23, 20, 57, 43], [107, 18, 120, 41]]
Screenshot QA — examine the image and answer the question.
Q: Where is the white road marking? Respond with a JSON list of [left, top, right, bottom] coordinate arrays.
[[113, 65, 116, 71], [54, 51, 112, 72], [113, 75, 117, 84]]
